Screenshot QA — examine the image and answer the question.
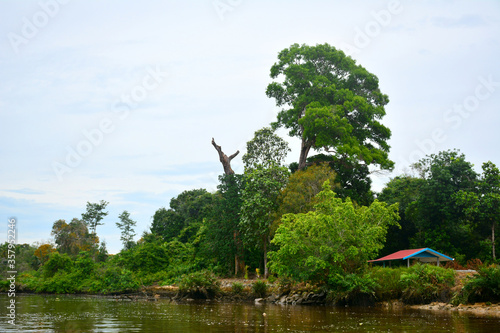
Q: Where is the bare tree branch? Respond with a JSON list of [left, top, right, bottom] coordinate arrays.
[[212, 138, 239, 175]]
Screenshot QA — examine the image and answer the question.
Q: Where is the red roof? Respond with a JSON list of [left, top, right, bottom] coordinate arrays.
[[369, 248, 454, 262], [369, 248, 426, 262]]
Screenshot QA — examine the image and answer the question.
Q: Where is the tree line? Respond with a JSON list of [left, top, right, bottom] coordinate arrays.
[[1, 43, 498, 295]]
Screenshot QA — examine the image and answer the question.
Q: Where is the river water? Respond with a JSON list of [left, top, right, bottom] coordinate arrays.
[[1, 294, 500, 332]]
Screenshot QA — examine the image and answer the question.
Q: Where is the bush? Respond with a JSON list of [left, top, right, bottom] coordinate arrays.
[[252, 280, 267, 298], [232, 282, 244, 294], [42, 252, 74, 278], [368, 267, 403, 301], [177, 271, 220, 299], [399, 264, 455, 304], [452, 265, 500, 305], [327, 273, 379, 305]]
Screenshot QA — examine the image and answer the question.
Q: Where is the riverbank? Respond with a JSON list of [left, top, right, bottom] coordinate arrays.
[[139, 272, 500, 318]]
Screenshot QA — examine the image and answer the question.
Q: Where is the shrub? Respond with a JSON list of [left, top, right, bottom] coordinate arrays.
[[452, 265, 500, 305], [177, 271, 220, 299], [252, 280, 267, 298], [232, 282, 244, 294], [399, 264, 455, 304], [42, 252, 74, 278], [368, 267, 403, 301], [327, 273, 379, 305]]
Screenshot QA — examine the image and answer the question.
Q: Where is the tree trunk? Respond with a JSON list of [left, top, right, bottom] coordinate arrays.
[[263, 236, 268, 279], [492, 221, 496, 261], [298, 138, 313, 170], [212, 138, 239, 175]]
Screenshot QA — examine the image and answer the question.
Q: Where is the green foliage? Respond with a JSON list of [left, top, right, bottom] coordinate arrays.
[[240, 165, 289, 275], [151, 189, 214, 243], [0, 242, 38, 275], [242, 127, 291, 171], [116, 210, 137, 250], [177, 271, 220, 299], [120, 241, 169, 274], [377, 176, 424, 256], [454, 161, 500, 262], [267, 43, 393, 172], [269, 181, 399, 283], [201, 174, 245, 275], [232, 282, 244, 294], [81, 200, 109, 235], [409, 150, 478, 260], [367, 267, 403, 301], [252, 280, 267, 298], [327, 273, 379, 305], [98, 265, 139, 293], [452, 265, 500, 304], [399, 264, 455, 304], [276, 163, 338, 217], [51, 218, 96, 256], [306, 154, 374, 206], [43, 252, 74, 278]]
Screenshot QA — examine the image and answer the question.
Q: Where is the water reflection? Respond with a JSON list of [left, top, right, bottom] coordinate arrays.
[[1, 294, 499, 332]]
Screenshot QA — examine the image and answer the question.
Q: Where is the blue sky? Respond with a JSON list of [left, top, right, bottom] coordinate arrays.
[[1, 0, 499, 254]]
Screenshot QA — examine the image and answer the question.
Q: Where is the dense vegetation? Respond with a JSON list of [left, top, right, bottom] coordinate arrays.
[[2, 43, 499, 305]]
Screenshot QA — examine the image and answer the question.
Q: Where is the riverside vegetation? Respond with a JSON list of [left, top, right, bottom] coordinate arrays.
[[2, 43, 500, 308]]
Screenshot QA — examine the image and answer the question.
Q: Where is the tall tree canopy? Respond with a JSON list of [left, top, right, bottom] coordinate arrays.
[[240, 127, 290, 277], [51, 218, 96, 256], [266, 43, 393, 172], [151, 189, 214, 243], [81, 200, 109, 236], [455, 161, 500, 261], [377, 175, 424, 257], [116, 210, 137, 251], [409, 150, 478, 260], [268, 180, 399, 283]]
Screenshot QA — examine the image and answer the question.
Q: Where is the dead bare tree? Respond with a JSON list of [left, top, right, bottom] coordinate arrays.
[[211, 138, 239, 175], [211, 138, 245, 276]]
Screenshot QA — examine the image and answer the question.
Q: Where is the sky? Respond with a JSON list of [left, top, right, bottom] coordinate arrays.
[[1, 0, 499, 254]]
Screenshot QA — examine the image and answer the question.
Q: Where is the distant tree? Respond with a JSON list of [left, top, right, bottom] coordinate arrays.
[[268, 181, 399, 283], [81, 200, 109, 236], [240, 165, 289, 278], [377, 175, 424, 256], [266, 43, 393, 173], [151, 189, 214, 243], [307, 154, 373, 205], [240, 127, 290, 277], [242, 127, 290, 171], [275, 163, 338, 218], [455, 161, 500, 261], [51, 218, 96, 256], [34, 244, 57, 266], [409, 150, 478, 260], [97, 240, 108, 262], [116, 210, 137, 251], [202, 174, 245, 276]]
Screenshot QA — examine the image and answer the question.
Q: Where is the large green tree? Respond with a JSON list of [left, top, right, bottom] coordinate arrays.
[[116, 211, 137, 251], [202, 174, 245, 275], [409, 150, 478, 260], [81, 200, 109, 236], [266, 43, 393, 172], [240, 127, 290, 277], [377, 175, 424, 256], [51, 218, 96, 256], [268, 181, 399, 283], [151, 189, 214, 243], [455, 161, 500, 261]]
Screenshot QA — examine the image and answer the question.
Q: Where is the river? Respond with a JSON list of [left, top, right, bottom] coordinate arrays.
[[1, 294, 500, 332]]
